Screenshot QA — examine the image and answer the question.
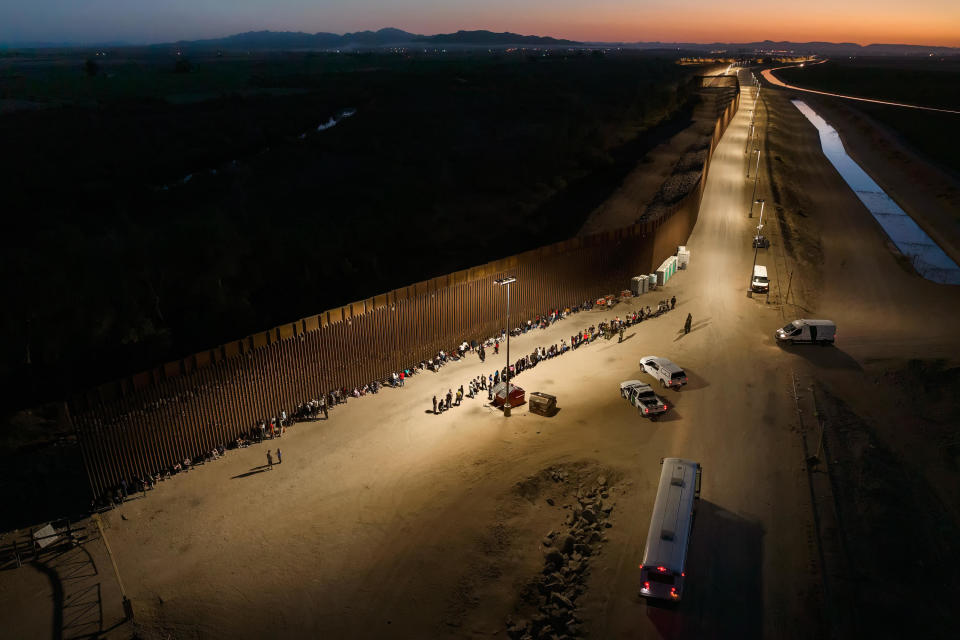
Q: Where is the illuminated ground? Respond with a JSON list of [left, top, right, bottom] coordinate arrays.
[[103, 80, 817, 639], [5, 70, 960, 639]]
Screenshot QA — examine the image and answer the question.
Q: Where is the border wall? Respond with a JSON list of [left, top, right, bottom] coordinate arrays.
[[70, 77, 739, 498]]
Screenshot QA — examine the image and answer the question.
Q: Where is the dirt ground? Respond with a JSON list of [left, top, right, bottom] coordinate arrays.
[[579, 64, 729, 235], [98, 79, 820, 640], [753, 74, 960, 636], [4, 67, 960, 639]]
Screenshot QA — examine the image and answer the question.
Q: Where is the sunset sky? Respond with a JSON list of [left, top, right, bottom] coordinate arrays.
[[2, 0, 958, 46]]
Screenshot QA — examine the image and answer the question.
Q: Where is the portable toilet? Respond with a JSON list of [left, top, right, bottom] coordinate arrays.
[[640, 274, 649, 294], [630, 276, 643, 296], [648, 273, 658, 289]]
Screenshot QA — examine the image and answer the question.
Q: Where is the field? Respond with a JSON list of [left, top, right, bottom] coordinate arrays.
[[775, 57, 960, 173], [0, 50, 701, 410]]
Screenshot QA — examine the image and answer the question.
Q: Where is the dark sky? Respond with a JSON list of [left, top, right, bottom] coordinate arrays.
[[2, 0, 958, 46]]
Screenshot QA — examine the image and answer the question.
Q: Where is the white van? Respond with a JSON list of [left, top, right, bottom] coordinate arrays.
[[775, 319, 836, 345], [751, 265, 769, 293]]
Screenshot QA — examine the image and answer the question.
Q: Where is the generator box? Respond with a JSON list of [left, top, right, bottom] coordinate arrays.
[[529, 392, 558, 417]]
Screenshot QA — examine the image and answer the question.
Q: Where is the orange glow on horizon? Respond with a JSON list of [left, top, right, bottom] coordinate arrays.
[[372, 2, 960, 48]]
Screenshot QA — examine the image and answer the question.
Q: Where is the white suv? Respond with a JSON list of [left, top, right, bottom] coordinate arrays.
[[639, 356, 688, 389]]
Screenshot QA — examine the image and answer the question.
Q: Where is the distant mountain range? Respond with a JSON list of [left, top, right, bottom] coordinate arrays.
[[1, 29, 956, 55], [151, 28, 577, 51]]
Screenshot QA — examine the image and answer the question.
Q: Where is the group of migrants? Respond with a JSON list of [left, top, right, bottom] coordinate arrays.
[[90, 295, 682, 511], [90, 392, 346, 511], [429, 296, 680, 414]]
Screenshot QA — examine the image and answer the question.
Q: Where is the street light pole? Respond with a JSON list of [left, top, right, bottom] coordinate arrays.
[[494, 276, 516, 416]]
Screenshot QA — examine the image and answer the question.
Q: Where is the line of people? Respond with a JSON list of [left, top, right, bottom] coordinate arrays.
[[428, 296, 679, 414]]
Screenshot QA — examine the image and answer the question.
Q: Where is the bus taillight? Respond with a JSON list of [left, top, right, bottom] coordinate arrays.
[[643, 581, 650, 591], [657, 566, 667, 572], [670, 587, 679, 599]]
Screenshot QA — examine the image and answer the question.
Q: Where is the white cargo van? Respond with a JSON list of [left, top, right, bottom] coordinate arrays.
[[751, 265, 769, 293], [775, 319, 836, 345]]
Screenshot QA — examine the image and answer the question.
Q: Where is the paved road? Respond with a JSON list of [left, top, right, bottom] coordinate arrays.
[[762, 62, 960, 115]]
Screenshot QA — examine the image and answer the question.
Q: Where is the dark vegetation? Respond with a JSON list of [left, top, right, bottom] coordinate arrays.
[[776, 57, 960, 173], [0, 50, 698, 413]]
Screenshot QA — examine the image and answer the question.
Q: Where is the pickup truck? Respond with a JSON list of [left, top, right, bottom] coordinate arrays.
[[639, 356, 688, 389], [620, 380, 669, 419]]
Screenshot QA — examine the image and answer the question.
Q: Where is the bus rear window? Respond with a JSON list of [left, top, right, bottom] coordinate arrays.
[[647, 571, 675, 585]]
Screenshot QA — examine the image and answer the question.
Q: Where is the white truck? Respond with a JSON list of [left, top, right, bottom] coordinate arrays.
[[639, 356, 688, 389], [775, 319, 836, 345], [751, 265, 769, 293]]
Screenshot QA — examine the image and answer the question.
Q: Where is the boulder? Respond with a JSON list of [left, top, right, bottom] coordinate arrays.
[[536, 624, 554, 639], [551, 592, 574, 609], [561, 535, 575, 554], [573, 543, 592, 556]]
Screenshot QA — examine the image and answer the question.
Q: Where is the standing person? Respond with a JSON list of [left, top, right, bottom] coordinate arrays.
[[266, 450, 273, 470], [494, 340, 499, 355], [433, 395, 438, 414], [684, 313, 692, 334], [619, 326, 625, 343], [276, 448, 282, 465], [322, 398, 329, 420], [671, 295, 676, 310], [399, 371, 405, 387], [446, 390, 453, 410]]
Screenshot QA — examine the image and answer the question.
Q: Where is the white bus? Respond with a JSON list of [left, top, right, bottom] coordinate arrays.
[[639, 458, 702, 601]]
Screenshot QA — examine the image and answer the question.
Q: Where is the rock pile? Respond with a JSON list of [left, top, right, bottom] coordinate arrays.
[[506, 476, 615, 640]]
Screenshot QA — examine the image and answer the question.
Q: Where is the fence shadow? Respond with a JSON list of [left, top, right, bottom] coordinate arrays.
[[30, 534, 106, 640]]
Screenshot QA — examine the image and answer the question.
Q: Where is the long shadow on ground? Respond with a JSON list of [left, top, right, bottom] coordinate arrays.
[[645, 500, 764, 639]]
